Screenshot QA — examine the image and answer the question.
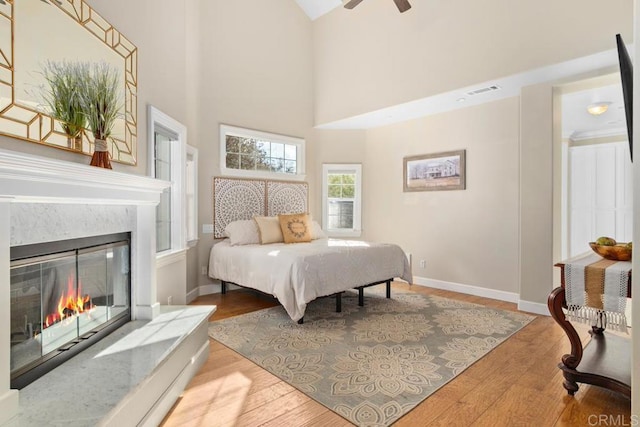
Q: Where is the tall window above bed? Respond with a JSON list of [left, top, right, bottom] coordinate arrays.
[[322, 164, 362, 237], [220, 125, 305, 181]]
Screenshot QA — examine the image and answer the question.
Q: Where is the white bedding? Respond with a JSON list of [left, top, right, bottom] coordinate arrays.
[[209, 238, 412, 321]]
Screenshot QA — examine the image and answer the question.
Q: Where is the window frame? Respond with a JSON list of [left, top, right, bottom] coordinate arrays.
[[219, 124, 306, 181], [148, 105, 188, 257], [185, 144, 198, 247], [322, 163, 362, 238]]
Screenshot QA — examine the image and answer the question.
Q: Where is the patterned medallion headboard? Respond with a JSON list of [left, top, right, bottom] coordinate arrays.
[[213, 177, 309, 238]]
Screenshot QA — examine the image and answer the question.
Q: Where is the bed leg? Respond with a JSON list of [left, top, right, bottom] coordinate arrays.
[[386, 280, 391, 299], [358, 288, 364, 306], [298, 317, 304, 325], [336, 293, 342, 312], [221, 281, 227, 294]]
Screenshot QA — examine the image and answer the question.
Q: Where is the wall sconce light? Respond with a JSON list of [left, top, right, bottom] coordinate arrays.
[[587, 102, 612, 116]]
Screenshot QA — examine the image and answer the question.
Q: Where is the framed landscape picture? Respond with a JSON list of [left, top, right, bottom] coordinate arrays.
[[403, 149, 466, 192]]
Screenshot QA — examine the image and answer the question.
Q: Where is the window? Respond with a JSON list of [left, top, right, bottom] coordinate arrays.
[[154, 128, 174, 253], [148, 106, 189, 255], [322, 164, 362, 237], [220, 124, 305, 180]]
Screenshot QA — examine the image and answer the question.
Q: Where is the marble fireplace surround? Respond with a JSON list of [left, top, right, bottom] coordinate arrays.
[[0, 148, 198, 424]]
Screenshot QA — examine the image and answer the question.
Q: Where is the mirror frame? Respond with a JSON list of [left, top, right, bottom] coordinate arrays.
[[0, 0, 138, 165]]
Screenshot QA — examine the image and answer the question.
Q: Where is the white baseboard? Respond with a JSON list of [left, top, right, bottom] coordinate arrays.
[[413, 276, 519, 304], [198, 284, 217, 296], [517, 300, 550, 316], [186, 287, 200, 304], [198, 281, 240, 297]]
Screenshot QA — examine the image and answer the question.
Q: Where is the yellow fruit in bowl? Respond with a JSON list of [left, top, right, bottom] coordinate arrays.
[[595, 236, 617, 246], [626, 242, 633, 249]]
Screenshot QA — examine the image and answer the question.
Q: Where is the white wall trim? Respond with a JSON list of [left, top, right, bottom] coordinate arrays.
[[412, 276, 519, 304], [517, 300, 549, 316], [197, 281, 240, 297], [0, 148, 168, 205], [156, 248, 187, 268], [186, 287, 200, 304]]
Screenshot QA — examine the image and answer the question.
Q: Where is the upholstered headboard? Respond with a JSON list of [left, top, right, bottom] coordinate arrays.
[[213, 177, 309, 238]]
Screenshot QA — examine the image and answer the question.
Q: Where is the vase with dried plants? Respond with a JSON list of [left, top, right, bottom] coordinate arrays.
[[40, 60, 88, 151], [80, 62, 121, 169]]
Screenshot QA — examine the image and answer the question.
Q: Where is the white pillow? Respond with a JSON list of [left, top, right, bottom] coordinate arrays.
[[224, 220, 260, 246], [310, 220, 327, 239]]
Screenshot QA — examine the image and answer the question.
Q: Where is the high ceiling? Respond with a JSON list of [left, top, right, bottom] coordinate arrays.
[[294, 0, 627, 140]]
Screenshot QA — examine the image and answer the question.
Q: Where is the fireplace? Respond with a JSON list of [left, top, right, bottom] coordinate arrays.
[[10, 233, 131, 389]]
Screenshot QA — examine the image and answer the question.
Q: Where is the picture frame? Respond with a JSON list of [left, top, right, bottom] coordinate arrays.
[[403, 150, 466, 192]]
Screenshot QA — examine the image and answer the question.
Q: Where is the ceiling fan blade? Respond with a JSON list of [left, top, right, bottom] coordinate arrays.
[[393, 0, 411, 12], [344, 0, 365, 10]]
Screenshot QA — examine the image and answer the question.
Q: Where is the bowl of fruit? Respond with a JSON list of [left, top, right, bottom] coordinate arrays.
[[589, 237, 632, 261]]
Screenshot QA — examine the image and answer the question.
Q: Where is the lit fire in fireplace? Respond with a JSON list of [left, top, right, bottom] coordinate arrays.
[[43, 275, 94, 329]]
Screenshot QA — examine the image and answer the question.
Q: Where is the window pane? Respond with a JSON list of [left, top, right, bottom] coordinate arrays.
[[285, 160, 296, 174], [328, 200, 354, 229], [328, 185, 342, 198], [284, 144, 297, 160], [271, 143, 284, 158], [256, 140, 270, 158], [328, 174, 342, 185], [156, 189, 171, 252], [155, 130, 173, 253], [240, 137, 256, 155], [239, 154, 256, 170], [226, 153, 240, 169], [256, 158, 271, 171], [270, 158, 284, 173], [342, 185, 355, 198], [342, 174, 355, 184], [154, 132, 171, 181], [226, 135, 240, 153]]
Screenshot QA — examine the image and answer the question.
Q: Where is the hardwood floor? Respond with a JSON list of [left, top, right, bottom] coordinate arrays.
[[161, 283, 631, 426]]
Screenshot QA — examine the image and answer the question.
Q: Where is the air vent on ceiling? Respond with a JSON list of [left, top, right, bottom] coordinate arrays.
[[466, 85, 501, 96]]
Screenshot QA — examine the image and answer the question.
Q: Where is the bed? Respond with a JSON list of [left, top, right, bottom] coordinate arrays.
[[209, 177, 413, 322], [209, 238, 412, 321]]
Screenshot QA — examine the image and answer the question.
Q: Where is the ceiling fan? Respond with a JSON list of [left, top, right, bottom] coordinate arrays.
[[344, 0, 411, 13]]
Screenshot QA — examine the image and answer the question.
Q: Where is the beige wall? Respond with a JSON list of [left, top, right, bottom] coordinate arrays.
[[194, 0, 314, 290], [307, 129, 368, 220], [519, 83, 554, 304], [313, 0, 632, 125], [359, 97, 520, 293]]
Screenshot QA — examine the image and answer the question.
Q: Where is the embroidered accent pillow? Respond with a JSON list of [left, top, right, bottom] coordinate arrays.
[[278, 213, 312, 243], [224, 220, 260, 246], [254, 216, 284, 244]]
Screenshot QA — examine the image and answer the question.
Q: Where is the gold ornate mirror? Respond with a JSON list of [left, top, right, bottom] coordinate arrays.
[[0, 0, 137, 165]]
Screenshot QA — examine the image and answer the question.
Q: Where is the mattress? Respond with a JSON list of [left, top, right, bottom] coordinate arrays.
[[209, 238, 412, 321]]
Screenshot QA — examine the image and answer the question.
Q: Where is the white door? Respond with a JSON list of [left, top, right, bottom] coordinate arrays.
[[568, 141, 633, 257]]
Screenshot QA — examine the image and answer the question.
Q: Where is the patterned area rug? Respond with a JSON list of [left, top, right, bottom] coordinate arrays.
[[209, 288, 534, 426]]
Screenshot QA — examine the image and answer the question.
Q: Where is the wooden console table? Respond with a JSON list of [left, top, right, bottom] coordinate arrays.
[[547, 260, 631, 398]]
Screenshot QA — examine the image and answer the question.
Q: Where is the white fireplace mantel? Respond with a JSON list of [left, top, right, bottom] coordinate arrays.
[[0, 148, 171, 425], [0, 148, 168, 205]]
